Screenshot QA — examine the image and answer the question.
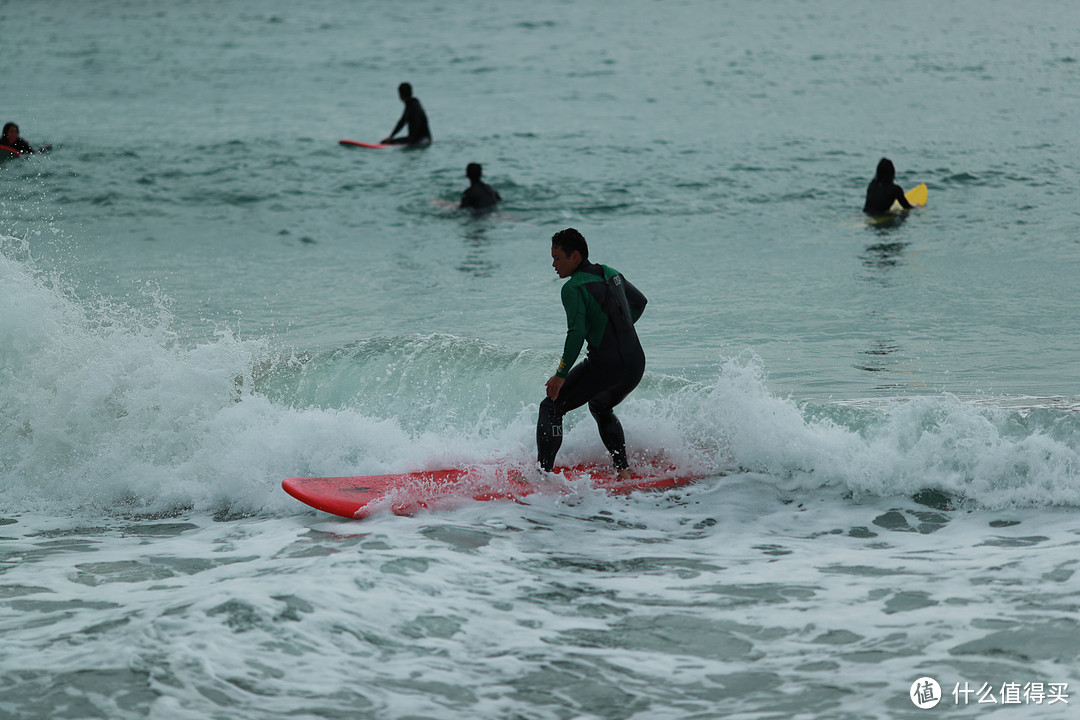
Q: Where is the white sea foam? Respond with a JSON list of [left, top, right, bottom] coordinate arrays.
[[4, 240, 1080, 520], [6, 1, 1080, 717]]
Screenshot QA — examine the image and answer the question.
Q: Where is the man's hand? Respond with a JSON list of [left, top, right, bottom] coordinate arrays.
[[545, 375, 565, 400]]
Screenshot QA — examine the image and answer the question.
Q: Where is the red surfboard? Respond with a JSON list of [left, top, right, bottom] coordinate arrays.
[[283, 459, 704, 520], [0, 144, 23, 157], [339, 139, 392, 149]]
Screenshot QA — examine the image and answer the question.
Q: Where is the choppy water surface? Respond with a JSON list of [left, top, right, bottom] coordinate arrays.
[[3, 0, 1080, 717]]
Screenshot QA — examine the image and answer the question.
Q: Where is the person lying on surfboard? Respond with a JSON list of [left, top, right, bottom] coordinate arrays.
[[863, 157, 912, 215], [538, 228, 648, 480], [460, 163, 500, 210], [1, 122, 50, 156], [380, 82, 431, 147]]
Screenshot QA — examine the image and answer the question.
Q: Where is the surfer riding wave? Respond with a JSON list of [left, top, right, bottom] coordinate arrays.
[[537, 228, 648, 478]]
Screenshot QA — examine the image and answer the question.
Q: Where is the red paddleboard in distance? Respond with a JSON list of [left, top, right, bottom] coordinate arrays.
[[282, 459, 704, 520], [339, 139, 392, 149]]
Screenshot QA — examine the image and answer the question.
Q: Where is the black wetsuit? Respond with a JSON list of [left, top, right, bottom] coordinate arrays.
[[460, 180, 500, 209], [864, 178, 911, 215], [537, 260, 647, 472], [386, 97, 431, 146], [1, 137, 34, 155]]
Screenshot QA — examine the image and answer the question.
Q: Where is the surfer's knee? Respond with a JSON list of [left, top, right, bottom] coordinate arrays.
[[539, 396, 564, 424], [588, 400, 615, 421]]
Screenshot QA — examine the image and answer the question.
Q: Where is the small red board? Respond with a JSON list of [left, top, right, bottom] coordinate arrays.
[[283, 461, 702, 520], [339, 139, 392, 149]]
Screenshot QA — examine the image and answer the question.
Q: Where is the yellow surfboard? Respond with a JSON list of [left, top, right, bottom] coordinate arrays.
[[888, 183, 927, 212]]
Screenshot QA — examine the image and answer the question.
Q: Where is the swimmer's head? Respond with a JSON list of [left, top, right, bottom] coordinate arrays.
[[875, 157, 896, 183]]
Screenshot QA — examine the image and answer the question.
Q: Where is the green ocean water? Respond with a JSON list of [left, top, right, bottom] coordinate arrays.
[[2, 1, 1079, 718]]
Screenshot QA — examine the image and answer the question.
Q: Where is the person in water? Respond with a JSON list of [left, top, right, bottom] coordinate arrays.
[[460, 163, 500, 209], [1, 122, 47, 155], [863, 157, 912, 215], [537, 228, 648, 478], [381, 83, 431, 147]]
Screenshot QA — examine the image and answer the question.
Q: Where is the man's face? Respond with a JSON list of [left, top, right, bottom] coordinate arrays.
[[551, 246, 582, 278]]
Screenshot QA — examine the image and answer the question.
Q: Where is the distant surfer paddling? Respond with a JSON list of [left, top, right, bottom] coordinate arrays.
[[863, 157, 912, 215], [537, 228, 648, 479], [460, 163, 500, 210], [1, 122, 50, 156], [381, 82, 431, 147]]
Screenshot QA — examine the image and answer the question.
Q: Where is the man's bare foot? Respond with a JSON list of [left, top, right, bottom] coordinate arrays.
[[616, 468, 633, 480]]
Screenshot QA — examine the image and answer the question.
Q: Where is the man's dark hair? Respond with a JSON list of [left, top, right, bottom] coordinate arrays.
[[552, 228, 588, 259], [875, 157, 896, 183], [398, 82, 413, 99], [466, 163, 482, 180]]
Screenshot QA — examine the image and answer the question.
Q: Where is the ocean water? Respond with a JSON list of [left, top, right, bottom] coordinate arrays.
[[3, 0, 1080, 718]]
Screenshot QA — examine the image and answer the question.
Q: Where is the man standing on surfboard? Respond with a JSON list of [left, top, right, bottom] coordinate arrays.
[[863, 157, 912, 215], [538, 228, 648, 479], [381, 83, 431, 147]]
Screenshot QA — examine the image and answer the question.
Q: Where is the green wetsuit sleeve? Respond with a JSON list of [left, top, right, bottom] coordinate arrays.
[[556, 281, 587, 377]]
